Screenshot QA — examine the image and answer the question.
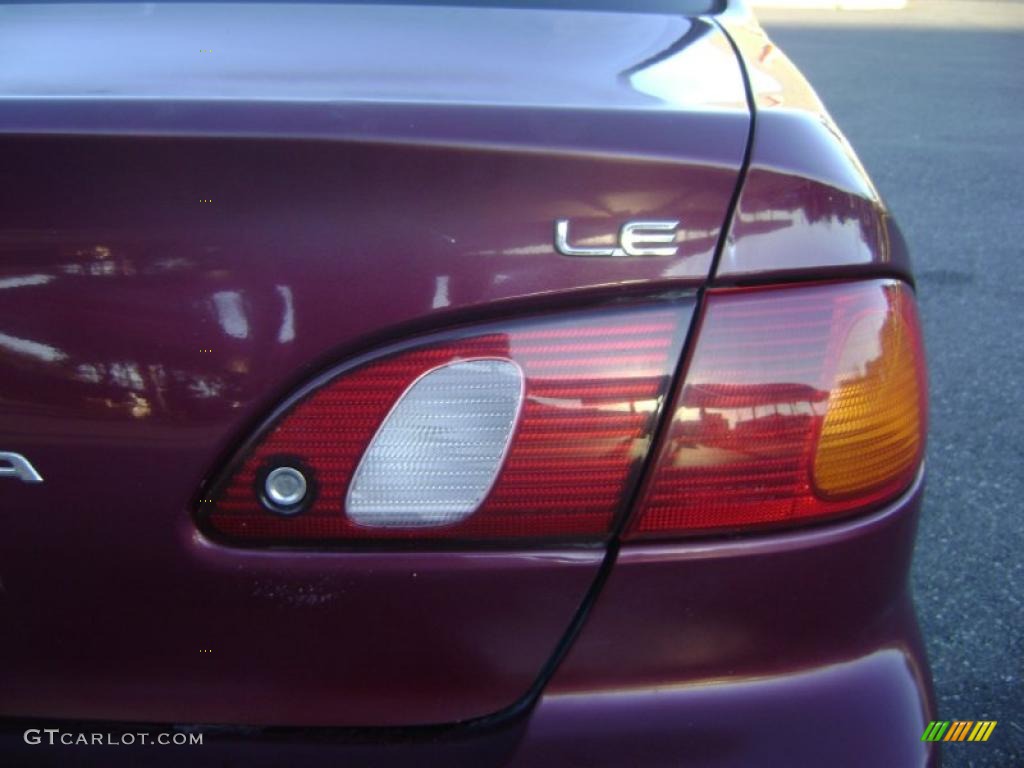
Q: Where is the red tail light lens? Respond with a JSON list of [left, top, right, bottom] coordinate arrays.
[[625, 280, 926, 539], [202, 303, 690, 544]]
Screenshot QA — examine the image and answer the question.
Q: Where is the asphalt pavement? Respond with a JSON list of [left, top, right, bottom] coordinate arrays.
[[760, 3, 1023, 764]]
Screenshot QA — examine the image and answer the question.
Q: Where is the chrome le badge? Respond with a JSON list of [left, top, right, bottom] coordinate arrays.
[[554, 219, 680, 258], [0, 452, 43, 483]]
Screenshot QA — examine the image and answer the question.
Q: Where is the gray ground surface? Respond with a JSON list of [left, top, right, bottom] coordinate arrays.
[[761, 3, 1023, 764]]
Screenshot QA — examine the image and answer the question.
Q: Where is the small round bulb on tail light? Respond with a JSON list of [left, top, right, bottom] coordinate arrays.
[[264, 466, 308, 509]]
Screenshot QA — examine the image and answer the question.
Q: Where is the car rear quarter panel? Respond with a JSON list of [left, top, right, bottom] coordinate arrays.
[[714, 4, 913, 284]]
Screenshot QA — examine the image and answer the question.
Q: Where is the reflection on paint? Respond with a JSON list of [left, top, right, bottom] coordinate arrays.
[[212, 291, 249, 340], [0, 274, 53, 290], [275, 285, 295, 343], [0, 331, 67, 363], [431, 275, 450, 309]]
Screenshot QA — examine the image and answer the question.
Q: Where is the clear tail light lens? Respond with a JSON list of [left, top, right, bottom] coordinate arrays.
[[202, 303, 690, 544], [625, 280, 926, 538], [346, 359, 524, 527]]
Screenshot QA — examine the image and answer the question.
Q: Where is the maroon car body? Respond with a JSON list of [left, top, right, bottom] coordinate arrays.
[[0, 1, 935, 765]]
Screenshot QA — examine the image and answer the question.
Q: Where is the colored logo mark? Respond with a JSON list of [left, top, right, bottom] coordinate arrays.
[[921, 721, 996, 742]]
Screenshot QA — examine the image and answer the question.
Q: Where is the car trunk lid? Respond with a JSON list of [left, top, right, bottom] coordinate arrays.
[[0, 1, 748, 726]]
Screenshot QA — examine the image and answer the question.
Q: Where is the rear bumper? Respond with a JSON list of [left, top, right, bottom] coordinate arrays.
[[0, 648, 938, 767], [512, 646, 937, 767], [0, 477, 936, 766]]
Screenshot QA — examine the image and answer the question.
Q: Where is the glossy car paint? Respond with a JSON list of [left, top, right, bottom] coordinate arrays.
[[0, 0, 936, 763], [0, 489, 933, 767], [0, 2, 739, 727], [552, 471, 931, 693], [714, 7, 913, 283]]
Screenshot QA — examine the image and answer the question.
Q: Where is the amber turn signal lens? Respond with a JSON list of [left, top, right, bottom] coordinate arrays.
[[813, 287, 926, 499], [625, 280, 927, 539]]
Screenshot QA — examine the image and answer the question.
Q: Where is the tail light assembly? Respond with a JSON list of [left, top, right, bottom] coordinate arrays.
[[625, 279, 927, 539], [200, 302, 691, 544], [199, 279, 925, 547]]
